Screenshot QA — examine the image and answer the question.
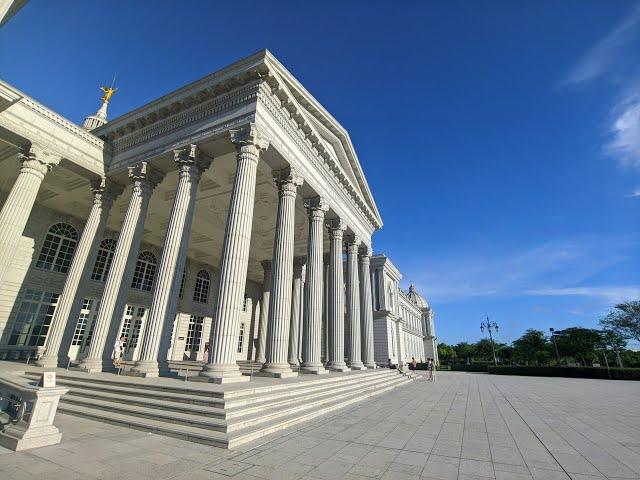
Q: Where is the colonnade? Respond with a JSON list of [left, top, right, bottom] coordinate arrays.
[[0, 123, 377, 383]]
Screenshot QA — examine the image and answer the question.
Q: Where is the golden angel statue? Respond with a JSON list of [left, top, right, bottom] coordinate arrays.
[[100, 86, 117, 103]]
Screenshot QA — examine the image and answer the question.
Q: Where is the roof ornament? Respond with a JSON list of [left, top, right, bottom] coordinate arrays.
[[83, 76, 117, 131]]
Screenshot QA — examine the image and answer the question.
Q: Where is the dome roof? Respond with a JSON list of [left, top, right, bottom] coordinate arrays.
[[407, 284, 429, 309]]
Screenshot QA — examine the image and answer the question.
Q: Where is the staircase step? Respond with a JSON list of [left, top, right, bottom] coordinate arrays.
[[58, 403, 229, 448]]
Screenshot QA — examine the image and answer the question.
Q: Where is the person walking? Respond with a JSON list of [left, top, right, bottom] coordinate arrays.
[[411, 356, 417, 370], [112, 335, 125, 369], [427, 357, 434, 382]]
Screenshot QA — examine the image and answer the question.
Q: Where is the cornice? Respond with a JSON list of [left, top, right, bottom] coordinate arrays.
[[258, 82, 378, 233]]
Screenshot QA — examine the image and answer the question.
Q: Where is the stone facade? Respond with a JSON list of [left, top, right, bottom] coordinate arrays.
[[371, 255, 438, 368], [0, 50, 437, 380]]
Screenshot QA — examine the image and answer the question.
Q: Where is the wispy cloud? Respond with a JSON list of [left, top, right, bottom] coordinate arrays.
[[561, 5, 640, 86], [406, 235, 637, 305], [525, 286, 640, 304], [562, 4, 640, 173]]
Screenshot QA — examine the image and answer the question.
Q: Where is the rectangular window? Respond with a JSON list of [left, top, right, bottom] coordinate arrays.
[[237, 322, 245, 353], [185, 315, 204, 353], [9, 289, 59, 347], [72, 299, 93, 346]]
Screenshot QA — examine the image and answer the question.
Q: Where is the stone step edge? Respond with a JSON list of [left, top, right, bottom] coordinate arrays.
[[228, 377, 411, 448], [23, 374, 226, 407], [223, 370, 396, 409], [228, 376, 411, 433], [57, 375, 411, 450], [59, 387, 227, 418], [57, 403, 229, 448], [61, 394, 228, 432], [60, 372, 405, 431], [226, 372, 406, 418]]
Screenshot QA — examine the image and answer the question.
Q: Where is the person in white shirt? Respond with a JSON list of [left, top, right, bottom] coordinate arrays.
[[112, 335, 125, 368]]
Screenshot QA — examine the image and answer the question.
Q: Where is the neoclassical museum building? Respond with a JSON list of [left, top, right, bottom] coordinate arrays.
[[0, 50, 437, 382]]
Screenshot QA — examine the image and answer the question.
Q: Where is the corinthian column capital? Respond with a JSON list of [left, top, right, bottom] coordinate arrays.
[[19, 144, 61, 177], [128, 161, 164, 192], [90, 177, 124, 210], [326, 218, 346, 239], [345, 234, 361, 253], [173, 144, 212, 180], [273, 166, 304, 196], [230, 123, 270, 151], [304, 196, 329, 220]]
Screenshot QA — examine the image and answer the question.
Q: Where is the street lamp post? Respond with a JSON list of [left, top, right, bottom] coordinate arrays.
[[549, 328, 561, 367], [480, 317, 499, 366]]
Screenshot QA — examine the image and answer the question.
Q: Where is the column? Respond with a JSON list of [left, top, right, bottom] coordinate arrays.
[[288, 256, 305, 366], [254, 260, 271, 363], [78, 161, 163, 373], [301, 197, 328, 374], [200, 123, 268, 383], [0, 145, 60, 286], [321, 253, 329, 363], [37, 178, 123, 368], [326, 219, 349, 371], [346, 235, 366, 370], [261, 167, 303, 378], [131, 145, 211, 377], [359, 247, 376, 368]]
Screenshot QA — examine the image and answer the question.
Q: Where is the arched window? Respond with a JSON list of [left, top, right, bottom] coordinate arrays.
[[91, 238, 117, 281], [36, 223, 78, 273], [193, 269, 210, 303], [178, 268, 187, 299], [131, 251, 157, 291]]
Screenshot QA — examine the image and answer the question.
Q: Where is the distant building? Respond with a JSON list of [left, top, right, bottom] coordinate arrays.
[[370, 255, 438, 367]]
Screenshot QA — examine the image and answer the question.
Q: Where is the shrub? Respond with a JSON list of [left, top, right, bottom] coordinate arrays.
[[451, 364, 489, 372], [487, 366, 640, 380]]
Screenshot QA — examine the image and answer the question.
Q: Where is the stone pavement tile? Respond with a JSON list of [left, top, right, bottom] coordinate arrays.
[[553, 453, 603, 476], [488, 432, 517, 447], [308, 459, 354, 479], [394, 450, 429, 468], [387, 461, 425, 475], [529, 466, 572, 480], [430, 441, 461, 458], [567, 474, 606, 480], [349, 463, 386, 478], [243, 462, 314, 480], [459, 458, 495, 478], [461, 442, 492, 461], [380, 470, 421, 480], [421, 456, 459, 480], [204, 459, 254, 476], [495, 472, 533, 480], [490, 446, 526, 466], [493, 463, 530, 475], [404, 434, 436, 454]]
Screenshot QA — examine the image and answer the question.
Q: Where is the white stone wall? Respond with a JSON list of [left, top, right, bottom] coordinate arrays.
[[0, 198, 265, 363]]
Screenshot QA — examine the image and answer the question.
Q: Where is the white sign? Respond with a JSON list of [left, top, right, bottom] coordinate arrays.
[[41, 371, 56, 388]]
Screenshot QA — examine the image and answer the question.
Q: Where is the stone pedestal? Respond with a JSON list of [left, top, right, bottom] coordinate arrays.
[[261, 167, 303, 378]]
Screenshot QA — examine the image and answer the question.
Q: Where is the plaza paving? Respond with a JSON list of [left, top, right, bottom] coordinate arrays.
[[1, 371, 639, 480]]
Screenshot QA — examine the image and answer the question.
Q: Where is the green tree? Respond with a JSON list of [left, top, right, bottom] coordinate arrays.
[[512, 329, 549, 366], [597, 329, 628, 368], [454, 342, 475, 364], [601, 301, 640, 342], [555, 327, 601, 366], [475, 339, 495, 362], [437, 343, 456, 365]]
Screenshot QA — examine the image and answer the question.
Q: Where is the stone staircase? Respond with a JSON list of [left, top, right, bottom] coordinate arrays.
[[23, 368, 410, 449]]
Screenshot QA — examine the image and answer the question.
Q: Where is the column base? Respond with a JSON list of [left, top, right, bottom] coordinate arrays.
[[258, 363, 298, 378], [125, 360, 171, 378], [364, 362, 377, 369], [75, 357, 111, 373], [300, 364, 329, 375], [197, 363, 250, 384], [348, 361, 367, 371], [35, 355, 60, 369], [327, 361, 350, 372]]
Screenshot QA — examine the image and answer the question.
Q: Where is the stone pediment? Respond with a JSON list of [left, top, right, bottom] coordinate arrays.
[[94, 50, 382, 230]]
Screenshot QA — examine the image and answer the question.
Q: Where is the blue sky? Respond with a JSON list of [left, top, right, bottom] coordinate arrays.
[[2, 1, 638, 346]]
